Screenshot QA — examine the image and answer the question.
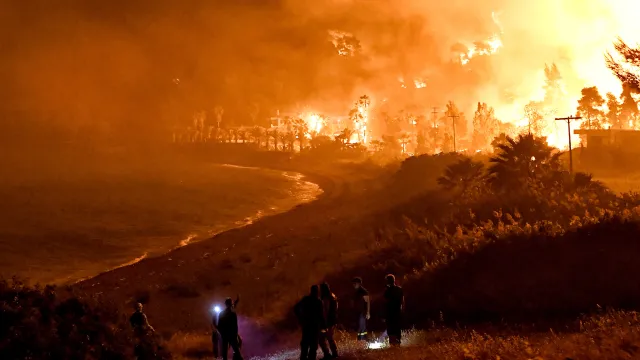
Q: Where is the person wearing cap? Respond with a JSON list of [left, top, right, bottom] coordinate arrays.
[[216, 296, 243, 360], [351, 277, 370, 341], [383, 274, 404, 346]]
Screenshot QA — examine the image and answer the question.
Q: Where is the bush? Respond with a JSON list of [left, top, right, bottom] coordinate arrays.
[[0, 278, 170, 359]]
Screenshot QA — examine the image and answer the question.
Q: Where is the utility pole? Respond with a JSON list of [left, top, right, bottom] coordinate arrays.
[[554, 115, 582, 173], [448, 113, 459, 152], [431, 107, 438, 128]]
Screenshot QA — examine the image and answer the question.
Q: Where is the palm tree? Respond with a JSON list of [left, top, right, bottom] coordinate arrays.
[[573, 172, 607, 193], [293, 117, 309, 151], [488, 133, 562, 192], [437, 158, 485, 194]]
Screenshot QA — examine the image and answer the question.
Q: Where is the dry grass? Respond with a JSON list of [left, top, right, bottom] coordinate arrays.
[[166, 312, 640, 359], [341, 312, 640, 360]]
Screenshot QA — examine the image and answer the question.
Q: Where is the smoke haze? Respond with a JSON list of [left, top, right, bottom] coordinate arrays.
[[1, 0, 638, 150]]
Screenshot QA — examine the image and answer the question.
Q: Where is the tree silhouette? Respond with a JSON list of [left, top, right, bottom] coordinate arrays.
[[437, 158, 485, 196], [250, 126, 264, 148], [606, 38, 640, 92], [488, 133, 562, 193], [620, 84, 638, 128], [543, 63, 563, 110], [605, 92, 621, 129], [524, 101, 546, 136], [336, 128, 355, 145], [472, 102, 499, 151], [491, 133, 509, 151], [577, 86, 605, 129], [442, 101, 467, 138]]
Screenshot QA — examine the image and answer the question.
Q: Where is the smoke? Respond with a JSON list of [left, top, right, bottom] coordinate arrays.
[[285, 0, 640, 122], [2, 0, 639, 150]]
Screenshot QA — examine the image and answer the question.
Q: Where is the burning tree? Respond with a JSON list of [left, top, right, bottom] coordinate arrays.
[[543, 63, 563, 111], [472, 102, 499, 151], [576, 86, 605, 129], [620, 84, 639, 128], [439, 101, 467, 143], [606, 38, 640, 92], [349, 95, 370, 143], [524, 101, 546, 136], [605, 92, 622, 129]]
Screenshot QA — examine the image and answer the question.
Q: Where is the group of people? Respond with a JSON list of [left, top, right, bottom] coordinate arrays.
[[128, 274, 404, 360], [294, 274, 405, 360]]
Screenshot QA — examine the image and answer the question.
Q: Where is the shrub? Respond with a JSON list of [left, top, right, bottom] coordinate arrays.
[[0, 278, 170, 359]]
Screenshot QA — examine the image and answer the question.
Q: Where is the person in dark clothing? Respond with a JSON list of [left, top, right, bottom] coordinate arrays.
[[319, 283, 339, 359], [130, 303, 155, 359], [383, 274, 404, 346], [351, 277, 370, 341], [216, 297, 243, 360], [295, 285, 326, 360], [212, 296, 240, 358], [130, 303, 155, 336]]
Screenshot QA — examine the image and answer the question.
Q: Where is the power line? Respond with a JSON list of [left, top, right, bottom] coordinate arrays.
[[554, 115, 582, 173]]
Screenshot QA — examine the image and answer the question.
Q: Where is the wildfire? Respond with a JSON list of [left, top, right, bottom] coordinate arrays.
[[328, 30, 360, 57], [414, 79, 427, 88], [305, 113, 324, 134], [399, 77, 426, 89], [459, 34, 503, 65]]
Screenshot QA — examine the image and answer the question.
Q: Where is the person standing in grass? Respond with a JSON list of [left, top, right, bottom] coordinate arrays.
[[295, 285, 325, 360], [352, 277, 370, 341], [217, 297, 243, 360], [319, 282, 339, 359], [383, 274, 404, 346]]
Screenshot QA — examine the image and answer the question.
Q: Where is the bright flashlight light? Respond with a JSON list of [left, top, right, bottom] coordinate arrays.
[[213, 305, 221, 314], [368, 341, 385, 350]]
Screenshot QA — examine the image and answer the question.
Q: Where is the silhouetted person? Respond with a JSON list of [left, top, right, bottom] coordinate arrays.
[[213, 296, 240, 358], [130, 303, 155, 359], [295, 285, 325, 360], [383, 274, 404, 346], [130, 303, 154, 336], [352, 277, 370, 341], [319, 282, 339, 359], [217, 297, 243, 360]]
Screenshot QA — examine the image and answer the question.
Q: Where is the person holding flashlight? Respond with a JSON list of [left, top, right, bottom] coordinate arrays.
[[352, 277, 370, 341], [214, 296, 242, 360]]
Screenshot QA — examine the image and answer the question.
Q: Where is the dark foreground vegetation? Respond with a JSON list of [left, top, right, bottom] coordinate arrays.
[[0, 278, 169, 359], [6, 134, 640, 359]]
